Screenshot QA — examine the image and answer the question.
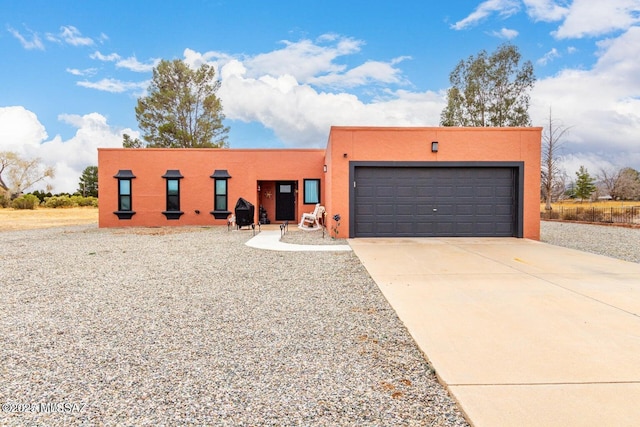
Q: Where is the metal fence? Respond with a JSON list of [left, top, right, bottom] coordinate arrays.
[[540, 206, 640, 225]]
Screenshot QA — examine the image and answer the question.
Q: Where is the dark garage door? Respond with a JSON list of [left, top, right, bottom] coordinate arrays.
[[353, 166, 518, 237]]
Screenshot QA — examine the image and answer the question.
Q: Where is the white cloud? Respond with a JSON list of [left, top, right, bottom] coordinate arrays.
[[77, 78, 148, 93], [523, 0, 570, 22], [530, 26, 640, 169], [0, 106, 48, 156], [451, 0, 521, 30], [90, 51, 121, 62], [308, 59, 408, 88], [59, 25, 94, 46], [554, 0, 640, 39], [66, 68, 97, 76], [216, 56, 442, 147], [37, 113, 130, 192], [90, 51, 159, 72], [244, 35, 363, 83], [183, 36, 439, 147], [7, 26, 44, 50], [491, 27, 520, 39], [209, 29, 640, 170], [537, 47, 561, 65], [0, 107, 136, 192], [115, 56, 160, 72]]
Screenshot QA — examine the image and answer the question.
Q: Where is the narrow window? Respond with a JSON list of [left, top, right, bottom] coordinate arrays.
[[162, 170, 184, 219], [303, 179, 320, 204], [167, 179, 180, 211], [119, 179, 132, 211], [215, 179, 227, 211], [210, 169, 232, 219], [113, 170, 136, 219]]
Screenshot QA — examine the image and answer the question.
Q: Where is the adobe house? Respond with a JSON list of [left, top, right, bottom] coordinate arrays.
[[98, 126, 542, 239]]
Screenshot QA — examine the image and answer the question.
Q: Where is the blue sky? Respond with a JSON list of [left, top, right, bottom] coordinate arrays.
[[1, 0, 639, 192]]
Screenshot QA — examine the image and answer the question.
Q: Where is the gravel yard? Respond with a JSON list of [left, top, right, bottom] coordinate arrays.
[[1, 225, 468, 426], [540, 221, 640, 263]]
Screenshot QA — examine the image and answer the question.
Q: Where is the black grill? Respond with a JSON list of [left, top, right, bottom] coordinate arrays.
[[234, 198, 255, 227]]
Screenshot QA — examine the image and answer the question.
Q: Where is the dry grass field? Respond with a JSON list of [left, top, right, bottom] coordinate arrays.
[[540, 200, 640, 212], [0, 207, 98, 231]]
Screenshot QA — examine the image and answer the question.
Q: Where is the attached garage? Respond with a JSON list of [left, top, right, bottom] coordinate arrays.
[[350, 162, 524, 238]]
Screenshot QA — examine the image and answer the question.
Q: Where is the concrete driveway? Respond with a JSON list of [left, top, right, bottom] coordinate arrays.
[[349, 237, 640, 427]]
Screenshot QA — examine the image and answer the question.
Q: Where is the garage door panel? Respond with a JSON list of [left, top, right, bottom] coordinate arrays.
[[455, 223, 474, 234], [395, 222, 416, 234], [415, 222, 435, 233], [375, 204, 394, 215], [376, 186, 395, 197], [356, 203, 375, 215], [436, 186, 454, 197], [416, 205, 435, 215], [395, 184, 413, 194], [436, 223, 454, 234], [354, 166, 517, 238], [456, 186, 474, 197], [495, 223, 515, 234], [416, 187, 436, 197], [495, 205, 514, 215], [376, 222, 396, 234], [396, 204, 414, 215]]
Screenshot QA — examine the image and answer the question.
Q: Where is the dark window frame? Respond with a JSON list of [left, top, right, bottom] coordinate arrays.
[[113, 170, 136, 220], [210, 170, 232, 219], [162, 170, 184, 220], [303, 178, 321, 204], [215, 179, 228, 211]]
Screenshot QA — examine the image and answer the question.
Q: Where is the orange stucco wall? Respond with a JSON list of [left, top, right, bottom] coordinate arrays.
[[98, 148, 325, 228], [325, 127, 542, 239], [98, 126, 541, 239]]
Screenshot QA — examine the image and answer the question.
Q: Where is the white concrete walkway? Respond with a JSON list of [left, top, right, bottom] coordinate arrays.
[[245, 230, 351, 252]]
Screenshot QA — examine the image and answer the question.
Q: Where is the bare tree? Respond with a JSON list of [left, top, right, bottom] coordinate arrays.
[[618, 167, 640, 200], [599, 167, 620, 199], [599, 167, 640, 200], [541, 108, 571, 210], [0, 151, 55, 197]]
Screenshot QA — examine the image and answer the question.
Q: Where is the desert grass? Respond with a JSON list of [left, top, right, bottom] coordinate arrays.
[[0, 207, 98, 231]]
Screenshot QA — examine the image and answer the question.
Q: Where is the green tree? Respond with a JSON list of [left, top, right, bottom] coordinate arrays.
[[440, 43, 535, 127], [135, 59, 229, 148], [0, 151, 55, 197], [122, 134, 144, 148], [574, 166, 597, 202], [78, 166, 98, 197]]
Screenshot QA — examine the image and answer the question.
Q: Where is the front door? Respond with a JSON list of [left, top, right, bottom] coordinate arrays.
[[275, 181, 296, 221]]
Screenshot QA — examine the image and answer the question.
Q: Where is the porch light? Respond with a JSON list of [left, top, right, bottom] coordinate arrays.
[[431, 141, 439, 153]]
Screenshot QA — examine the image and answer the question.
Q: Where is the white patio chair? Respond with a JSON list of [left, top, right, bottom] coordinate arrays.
[[298, 204, 325, 230]]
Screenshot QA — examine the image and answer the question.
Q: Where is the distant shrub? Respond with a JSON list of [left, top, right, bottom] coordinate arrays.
[[30, 190, 53, 203], [42, 195, 98, 208], [44, 195, 75, 208], [0, 194, 9, 208], [12, 194, 40, 210], [70, 195, 97, 207]]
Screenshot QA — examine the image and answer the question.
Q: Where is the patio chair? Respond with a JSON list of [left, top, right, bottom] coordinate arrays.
[[298, 203, 325, 230]]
